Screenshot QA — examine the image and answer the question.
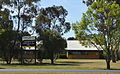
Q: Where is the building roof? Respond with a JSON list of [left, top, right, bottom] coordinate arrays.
[[65, 40, 102, 51]]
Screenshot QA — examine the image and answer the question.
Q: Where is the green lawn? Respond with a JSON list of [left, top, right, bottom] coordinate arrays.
[[0, 59, 120, 70], [0, 72, 119, 74]]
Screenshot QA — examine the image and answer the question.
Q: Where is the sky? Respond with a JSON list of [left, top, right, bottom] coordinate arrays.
[[38, 0, 87, 39]]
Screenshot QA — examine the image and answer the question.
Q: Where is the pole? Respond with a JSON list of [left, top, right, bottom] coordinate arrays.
[[21, 37, 23, 64], [35, 36, 37, 64]]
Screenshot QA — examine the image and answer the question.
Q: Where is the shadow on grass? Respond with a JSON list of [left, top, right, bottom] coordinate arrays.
[[57, 61, 94, 65], [0, 61, 94, 66], [1, 63, 76, 66], [104, 69, 120, 70], [0, 68, 5, 69]]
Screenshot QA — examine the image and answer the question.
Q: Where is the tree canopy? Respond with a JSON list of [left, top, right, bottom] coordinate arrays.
[[0, 9, 13, 31], [0, 0, 40, 5], [73, 0, 120, 69], [38, 30, 67, 64], [0, 0, 40, 33], [0, 0, 40, 64], [36, 5, 71, 35], [67, 37, 77, 40], [83, 0, 120, 6], [36, 5, 70, 64], [0, 0, 70, 64]]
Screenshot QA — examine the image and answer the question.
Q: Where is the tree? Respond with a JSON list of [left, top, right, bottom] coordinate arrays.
[[40, 30, 67, 64], [0, 9, 17, 64], [0, 9, 13, 31], [67, 37, 77, 40], [1, 0, 40, 32], [83, 0, 120, 6], [0, 10, 18, 64], [73, 0, 120, 69], [36, 6, 70, 64], [0, 30, 19, 64], [36, 5, 71, 35], [0, 0, 40, 64]]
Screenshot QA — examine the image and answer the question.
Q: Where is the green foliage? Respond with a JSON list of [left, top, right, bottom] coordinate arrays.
[[36, 6, 71, 35], [0, 0, 10, 4], [73, 0, 120, 69], [38, 30, 67, 64], [67, 37, 77, 40], [0, 9, 13, 30], [0, 0, 40, 5], [42, 30, 67, 51], [0, 0, 40, 64], [0, 0, 40, 32], [83, 0, 120, 6], [0, 30, 19, 64], [24, 0, 40, 5]]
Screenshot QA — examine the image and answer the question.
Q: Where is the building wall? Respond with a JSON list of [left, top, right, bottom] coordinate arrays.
[[67, 51, 101, 59]]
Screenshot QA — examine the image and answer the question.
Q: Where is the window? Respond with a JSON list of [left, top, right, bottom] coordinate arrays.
[[69, 51, 88, 55], [24, 51, 33, 55]]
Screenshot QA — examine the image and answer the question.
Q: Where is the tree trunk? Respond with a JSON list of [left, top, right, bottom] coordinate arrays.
[[111, 51, 117, 63], [6, 58, 11, 64], [106, 59, 111, 69], [39, 59, 43, 64], [4, 54, 12, 64], [7, 61, 11, 64], [51, 59, 54, 64], [50, 52, 54, 64], [20, 47, 24, 64]]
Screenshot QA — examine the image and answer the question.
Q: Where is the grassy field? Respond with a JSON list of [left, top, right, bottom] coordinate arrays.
[[0, 59, 120, 70], [0, 72, 119, 74]]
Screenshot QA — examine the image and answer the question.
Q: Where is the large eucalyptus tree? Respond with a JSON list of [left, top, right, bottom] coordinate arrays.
[[0, 0, 40, 64], [83, 0, 120, 6], [36, 5, 71, 36], [36, 6, 70, 64], [73, 0, 120, 69]]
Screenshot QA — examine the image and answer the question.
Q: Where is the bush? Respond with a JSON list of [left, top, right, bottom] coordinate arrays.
[[59, 54, 67, 59]]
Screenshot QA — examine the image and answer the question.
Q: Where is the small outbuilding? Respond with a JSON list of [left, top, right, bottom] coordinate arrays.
[[65, 40, 103, 59]]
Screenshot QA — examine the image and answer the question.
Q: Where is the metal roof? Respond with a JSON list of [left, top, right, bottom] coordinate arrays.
[[65, 40, 102, 51]]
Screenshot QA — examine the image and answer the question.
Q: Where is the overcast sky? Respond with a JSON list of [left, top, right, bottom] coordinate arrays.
[[39, 0, 87, 39]]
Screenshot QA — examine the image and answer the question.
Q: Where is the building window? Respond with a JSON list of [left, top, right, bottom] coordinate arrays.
[[69, 51, 88, 55], [24, 51, 33, 55]]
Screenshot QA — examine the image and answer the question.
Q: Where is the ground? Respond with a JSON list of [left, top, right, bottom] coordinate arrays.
[[0, 59, 120, 70], [0, 72, 120, 74]]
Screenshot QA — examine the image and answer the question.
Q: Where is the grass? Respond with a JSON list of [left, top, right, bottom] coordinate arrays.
[[0, 72, 120, 74], [0, 59, 120, 70]]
